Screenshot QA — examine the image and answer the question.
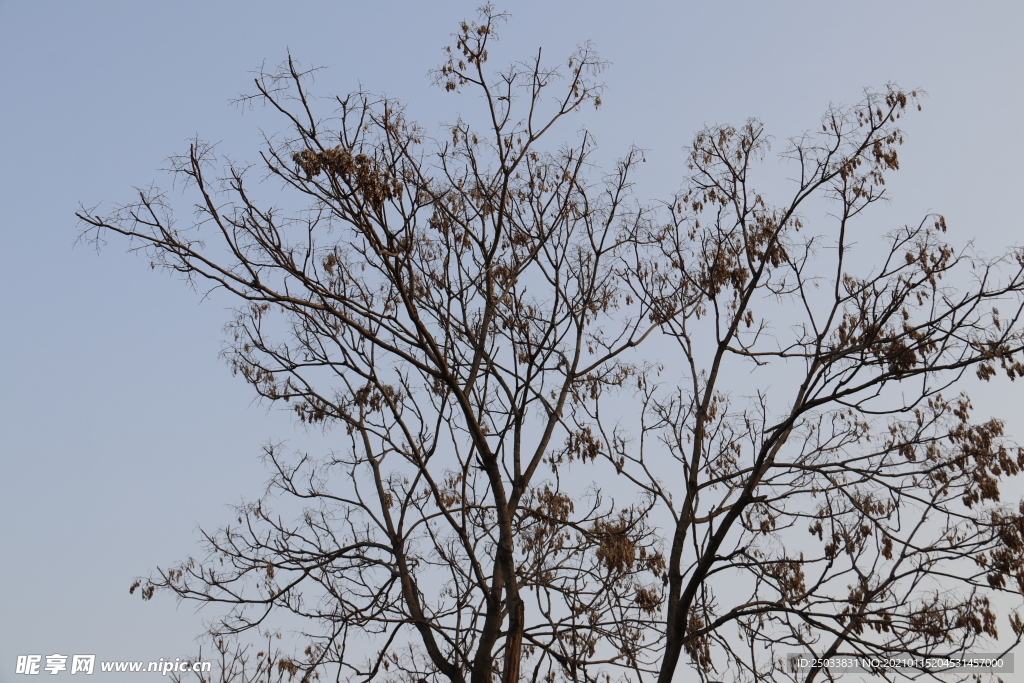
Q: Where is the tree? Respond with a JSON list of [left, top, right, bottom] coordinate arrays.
[[80, 7, 1024, 683]]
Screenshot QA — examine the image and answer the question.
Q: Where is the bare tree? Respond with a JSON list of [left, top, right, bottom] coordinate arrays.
[[81, 7, 1024, 683]]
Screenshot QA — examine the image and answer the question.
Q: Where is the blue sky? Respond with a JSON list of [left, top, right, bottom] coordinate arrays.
[[2, 1, 1023, 680]]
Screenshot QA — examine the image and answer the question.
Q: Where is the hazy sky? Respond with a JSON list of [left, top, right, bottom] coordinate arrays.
[[2, 1, 1023, 681]]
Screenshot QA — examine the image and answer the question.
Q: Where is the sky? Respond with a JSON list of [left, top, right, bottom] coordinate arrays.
[[1, 1, 1023, 681]]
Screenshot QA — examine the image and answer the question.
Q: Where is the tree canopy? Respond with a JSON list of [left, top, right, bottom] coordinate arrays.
[[80, 7, 1024, 683]]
